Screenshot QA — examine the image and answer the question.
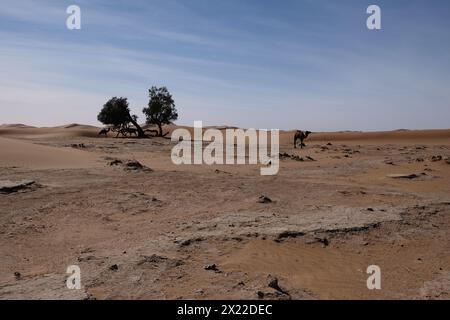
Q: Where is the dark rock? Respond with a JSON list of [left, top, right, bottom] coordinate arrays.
[[267, 275, 289, 295], [125, 160, 153, 172], [387, 173, 420, 179], [258, 195, 272, 203], [71, 143, 85, 149], [14, 272, 21, 280], [108, 159, 123, 166], [125, 160, 143, 169], [279, 153, 305, 161], [431, 155, 442, 162], [315, 237, 329, 247], [109, 264, 119, 271], [291, 155, 304, 161], [0, 180, 37, 194], [276, 231, 305, 241], [180, 237, 203, 247], [138, 254, 183, 268], [204, 264, 219, 271]]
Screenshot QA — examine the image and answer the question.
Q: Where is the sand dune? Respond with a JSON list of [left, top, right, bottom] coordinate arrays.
[[2, 123, 449, 145], [0, 137, 100, 169], [0, 124, 36, 129], [299, 129, 450, 144], [0, 124, 100, 139]]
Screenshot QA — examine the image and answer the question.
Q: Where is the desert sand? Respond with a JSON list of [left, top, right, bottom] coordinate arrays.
[[0, 124, 449, 299]]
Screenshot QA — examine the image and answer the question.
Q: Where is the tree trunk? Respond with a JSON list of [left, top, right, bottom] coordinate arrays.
[[157, 122, 163, 137], [128, 114, 146, 138]]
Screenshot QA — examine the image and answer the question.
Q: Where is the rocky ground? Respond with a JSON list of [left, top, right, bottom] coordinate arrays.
[[0, 126, 449, 299]]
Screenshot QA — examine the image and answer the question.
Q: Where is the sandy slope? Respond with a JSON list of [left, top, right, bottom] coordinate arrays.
[[0, 137, 100, 169], [0, 124, 449, 299], [2, 124, 450, 144]]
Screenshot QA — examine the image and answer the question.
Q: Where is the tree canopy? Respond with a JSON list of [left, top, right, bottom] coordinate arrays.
[[142, 86, 178, 137], [97, 97, 131, 127], [97, 97, 145, 137]]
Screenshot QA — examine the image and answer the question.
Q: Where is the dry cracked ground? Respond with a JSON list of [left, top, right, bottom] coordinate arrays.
[[0, 128, 449, 299]]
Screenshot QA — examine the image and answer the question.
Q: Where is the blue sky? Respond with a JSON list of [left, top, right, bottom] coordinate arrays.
[[1, 0, 449, 130]]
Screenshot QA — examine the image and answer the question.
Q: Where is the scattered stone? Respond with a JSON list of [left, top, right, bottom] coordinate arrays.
[[327, 142, 333, 146], [70, 143, 85, 149], [279, 153, 303, 161], [279, 153, 315, 162], [315, 237, 329, 247], [138, 254, 183, 268], [267, 275, 289, 295], [385, 160, 395, 165], [0, 180, 37, 194], [108, 159, 152, 172], [77, 255, 96, 262], [431, 155, 442, 162], [125, 160, 145, 170], [387, 173, 420, 180], [139, 255, 164, 264], [258, 195, 272, 204], [108, 159, 123, 166], [214, 169, 231, 174], [276, 231, 305, 241], [179, 237, 204, 247], [125, 160, 153, 172], [14, 272, 21, 280], [109, 264, 119, 271], [291, 155, 304, 161], [204, 264, 219, 271], [416, 158, 424, 162], [367, 208, 374, 212], [256, 290, 289, 300]]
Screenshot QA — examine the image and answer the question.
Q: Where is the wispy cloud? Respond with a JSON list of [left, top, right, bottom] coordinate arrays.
[[0, 0, 449, 130]]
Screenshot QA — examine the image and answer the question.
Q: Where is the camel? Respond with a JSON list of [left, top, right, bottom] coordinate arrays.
[[98, 127, 110, 136], [116, 127, 138, 137], [294, 130, 311, 149], [125, 127, 138, 137]]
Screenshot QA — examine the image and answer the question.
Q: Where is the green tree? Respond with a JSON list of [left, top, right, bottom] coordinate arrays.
[[97, 97, 145, 138], [142, 86, 178, 137]]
